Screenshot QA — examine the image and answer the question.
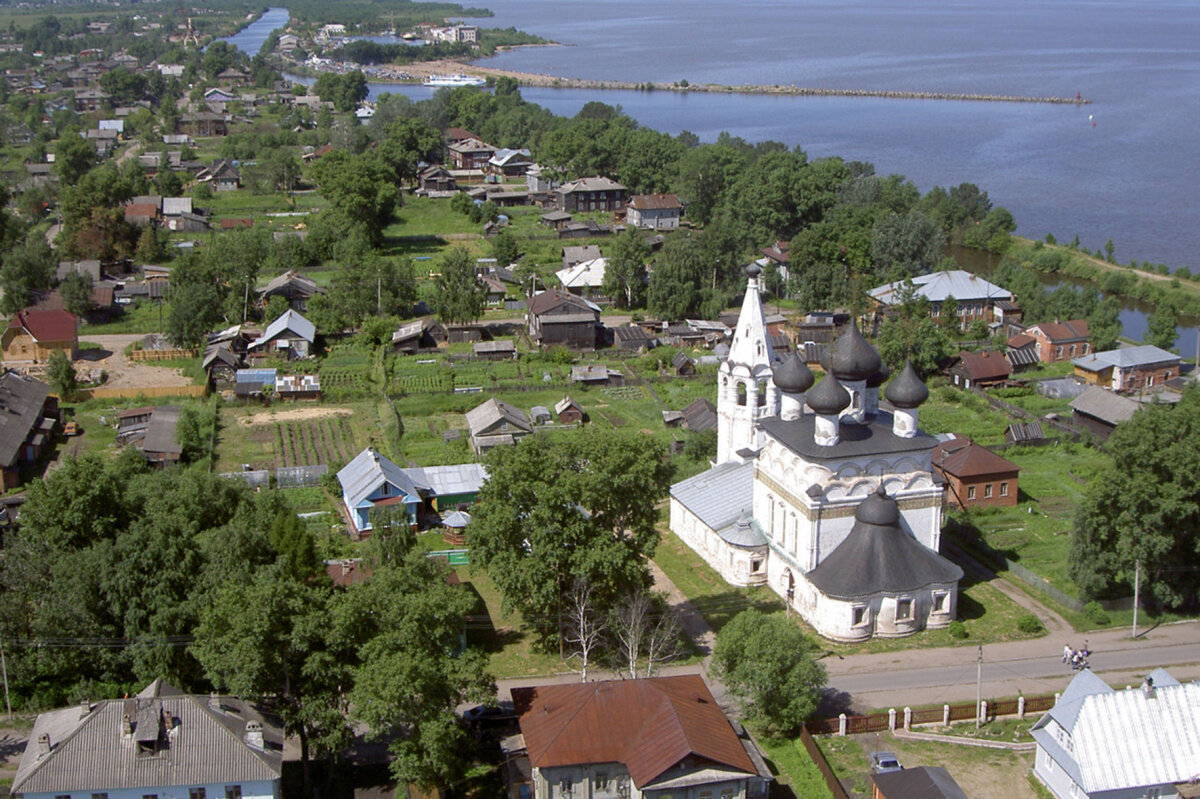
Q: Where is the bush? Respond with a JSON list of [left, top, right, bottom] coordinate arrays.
[[948, 620, 968, 639], [1016, 614, 1045, 635], [1083, 601, 1111, 626]]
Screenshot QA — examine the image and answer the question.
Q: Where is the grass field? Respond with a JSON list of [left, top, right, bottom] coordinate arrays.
[[453, 565, 570, 678], [754, 734, 834, 799]]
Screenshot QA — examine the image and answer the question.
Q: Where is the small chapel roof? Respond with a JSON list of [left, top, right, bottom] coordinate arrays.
[[807, 487, 962, 600]]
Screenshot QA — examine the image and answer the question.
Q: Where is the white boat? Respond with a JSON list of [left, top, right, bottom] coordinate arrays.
[[422, 73, 486, 87]]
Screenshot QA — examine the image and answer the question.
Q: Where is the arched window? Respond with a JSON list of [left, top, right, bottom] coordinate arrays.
[[737, 382, 747, 406], [757, 380, 767, 406]]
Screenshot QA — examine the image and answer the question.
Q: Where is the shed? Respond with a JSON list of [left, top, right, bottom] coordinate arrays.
[[672, 351, 696, 376], [530, 405, 552, 425], [555, 396, 585, 425]]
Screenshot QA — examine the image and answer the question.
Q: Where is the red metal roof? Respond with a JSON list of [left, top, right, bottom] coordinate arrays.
[[9, 308, 77, 343], [932, 435, 1019, 479], [954, 350, 1012, 381], [1028, 318, 1090, 343], [514, 675, 756, 788]]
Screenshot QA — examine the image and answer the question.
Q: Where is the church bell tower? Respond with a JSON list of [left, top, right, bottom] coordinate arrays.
[[717, 263, 778, 463]]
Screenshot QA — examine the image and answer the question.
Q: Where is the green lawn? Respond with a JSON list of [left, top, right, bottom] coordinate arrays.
[[80, 301, 168, 336], [754, 734, 834, 799], [453, 565, 570, 678]]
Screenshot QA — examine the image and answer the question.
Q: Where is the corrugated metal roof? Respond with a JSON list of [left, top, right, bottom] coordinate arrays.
[[670, 461, 754, 532], [1069, 387, 1141, 424], [465, 398, 531, 436], [556, 257, 607, 289], [13, 683, 281, 793], [1073, 345, 1180, 371], [514, 676, 756, 789], [869, 270, 1011, 304], [250, 309, 315, 349], [0, 372, 50, 468], [337, 448, 424, 510], [404, 463, 486, 497]]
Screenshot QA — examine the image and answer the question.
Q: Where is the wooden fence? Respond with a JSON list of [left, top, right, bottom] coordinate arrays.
[[798, 724, 850, 799], [806, 692, 1058, 736], [75, 384, 207, 400], [129, 348, 198, 361]]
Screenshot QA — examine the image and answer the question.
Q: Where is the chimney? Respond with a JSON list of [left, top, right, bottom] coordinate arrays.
[[79, 698, 91, 719], [37, 733, 51, 757], [163, 709, 174, 729], [209, 691, 221, 713], [244, 720, 264, 751], [121, 713, 133, 736], [1143, 676, 1156, 699]]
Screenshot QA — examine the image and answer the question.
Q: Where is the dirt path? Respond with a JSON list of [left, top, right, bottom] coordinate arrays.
[[75, 333, 193, 389], [239, 407, 353, 426]]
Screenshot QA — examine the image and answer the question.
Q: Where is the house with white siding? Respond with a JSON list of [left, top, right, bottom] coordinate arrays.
[[1032, 668, 1200, 799]]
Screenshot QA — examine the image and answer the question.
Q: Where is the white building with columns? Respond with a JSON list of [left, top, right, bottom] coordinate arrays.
[[670, 264, 962, 641]]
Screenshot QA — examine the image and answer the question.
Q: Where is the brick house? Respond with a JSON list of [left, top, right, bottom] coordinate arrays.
[[1023, 319, 1091, 363], [932, 434, 1019, 509]]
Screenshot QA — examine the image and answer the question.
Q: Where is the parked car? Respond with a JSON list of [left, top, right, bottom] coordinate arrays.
[[871, 751, 902, 774]]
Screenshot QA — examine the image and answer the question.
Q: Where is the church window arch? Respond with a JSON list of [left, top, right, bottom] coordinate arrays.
[[757, 380, 767, 406], [737, 381, 747, 406]]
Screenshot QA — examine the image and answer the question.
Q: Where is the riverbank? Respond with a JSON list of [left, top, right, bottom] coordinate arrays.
[[373, 58, 1091, 104]]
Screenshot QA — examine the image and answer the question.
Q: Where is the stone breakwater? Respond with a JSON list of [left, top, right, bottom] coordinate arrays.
[[406, 60, 1092, 104]]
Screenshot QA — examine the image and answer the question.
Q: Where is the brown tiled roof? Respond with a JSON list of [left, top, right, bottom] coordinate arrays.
[[513, 676, 756, 789], [1008, 333, 1036, 349], [8, 309, 77, 343], [1029, 319, 1089, 343], [932, 436, 1019, 479], [953, 350, 1012, 381]]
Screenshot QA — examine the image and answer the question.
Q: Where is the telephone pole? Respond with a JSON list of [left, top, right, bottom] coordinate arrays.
[[976, 646, 983, 730], [1132, 559, 1141, 639]]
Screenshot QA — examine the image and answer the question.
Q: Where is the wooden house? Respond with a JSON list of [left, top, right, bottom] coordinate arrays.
[[626, 193, 682, 230], [0, 372, 57, 488], [248, 309, 315, 361], [555, 396, 585, 424], [948, 350, 1012, 389], [2, 309, 77, 363], [465, 398, 532, 455], [527, 290, 600, 351], [554, 176, 627, 213]]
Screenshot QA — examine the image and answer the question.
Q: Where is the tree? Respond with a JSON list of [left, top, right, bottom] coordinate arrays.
[[712, 608, 826, 734], [1145, 302, 1179, 350], [870, 210, 945, 282], [1087, 296, 1122, 352], [874, 283, 953, 374], [308, 150, 398, 247], [563, 579, 606, 682], [490, 230, 519, 267], [938, 294, 960, 333], [1070, 389, 1200, 608], [603, 228, 650, 309], [611, 590, 682, 679], [646, 235, 708, 319], [59, 270, 93, 317], [432, 247, 487, 325], [0, 237, 56, 313], [175, 402, 216, 465], [167, 282, 222, 348], [55, 129, 97, 186], [468, 428, 673, 645], [45, 350, 77, 399]]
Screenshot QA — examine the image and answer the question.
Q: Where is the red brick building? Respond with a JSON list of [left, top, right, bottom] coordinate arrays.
[[1022, 319, 1091, 363], [932, 435, 1020, 509]]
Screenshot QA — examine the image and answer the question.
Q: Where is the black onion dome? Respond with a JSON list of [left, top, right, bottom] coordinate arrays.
[[806, 372, 851, 415], [866, 361, 890, 388], [773, 352, 814, 394], [884, 360, 929, 409], [745, 261, 762, 278], [856, 485, 900, 526], [831, 321, 882, 381]]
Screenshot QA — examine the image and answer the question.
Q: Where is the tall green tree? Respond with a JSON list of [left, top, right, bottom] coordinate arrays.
[[1087, 296, 1122, 352], [713, 609, 826, 734], [603, 228, 650, 309], [874, 282, 953, 374], [1070, 389, 1200, 608], [0, 237, 56, 313], [308, 150, 399, 247], [45, 350, 78, 400], [1146, 302, 1179, 351], [59, 270, 93, 317], [468, 428, 673, 644], [432, 247, 487, 325], [646, 235, 708, 320], [870, 210, 946, 282], [55, 129, 97, 186]]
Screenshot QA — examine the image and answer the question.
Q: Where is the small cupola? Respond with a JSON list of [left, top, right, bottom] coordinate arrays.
[[773, 352, 813, 421], [807, 373, 850, 446], [830, 321, 882, 382], [885, 360, 928, 439]]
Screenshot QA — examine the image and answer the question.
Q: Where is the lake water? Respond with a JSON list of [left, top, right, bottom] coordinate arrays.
[[227, 5, 1200, 356]]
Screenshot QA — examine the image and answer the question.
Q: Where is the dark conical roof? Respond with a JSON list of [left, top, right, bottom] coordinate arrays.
[[806, 372, 850, 415], [807, 487, 963, 600], [884, 360, 929, 409], [773, 352, 814, 394], [745, 261, 762, 278], [866, 361, 890, 388], [830, 321, 882, 381]]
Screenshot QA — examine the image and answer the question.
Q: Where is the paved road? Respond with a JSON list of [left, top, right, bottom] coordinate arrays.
[[825, 620, 1200, 711]]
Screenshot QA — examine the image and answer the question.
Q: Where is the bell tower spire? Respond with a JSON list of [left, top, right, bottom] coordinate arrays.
[[717, 263, 778, 463]]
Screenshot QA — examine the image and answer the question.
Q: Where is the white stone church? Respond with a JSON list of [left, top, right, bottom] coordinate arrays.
[[669, 264, 963, 642]]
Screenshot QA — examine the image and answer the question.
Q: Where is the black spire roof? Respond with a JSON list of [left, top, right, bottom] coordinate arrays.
[[806, 372, 850, 415], [745, 261, 762, 278], [773, 352, 814, 394], [830, 321, 882, 382], [807, 486, 963, 600], [884, 360, 929, 409]]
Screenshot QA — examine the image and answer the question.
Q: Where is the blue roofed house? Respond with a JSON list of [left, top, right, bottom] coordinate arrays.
[[1031, 667, 1200, 799], [338, 448, 426, 536]]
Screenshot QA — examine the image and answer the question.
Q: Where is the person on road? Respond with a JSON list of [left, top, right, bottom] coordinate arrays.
[[1063, 644, 1072, 663]]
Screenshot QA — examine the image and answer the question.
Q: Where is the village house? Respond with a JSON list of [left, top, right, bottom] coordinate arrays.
[[390, 318, 442, 354], [932, 434, 1020, 509], [179, 111, 228, 137], [868, 270, 1016, 331], [417, 164, 457, 194], [487, 147, 533, 177], [626, 193, 683, 230], [1068, 386, 1144, 442], [258, 270, 325, 312], [555, 257, 607, 299], [1072, 345, 1181, 392], [116, 405, 183, 467], [12, 679, 283, 799], [561, 245, 601, 270], [473, 339, 516, 360], [871, 767, 969, 799], [554, 176, 628, 213], [338, 447, 425, 535], [510, 675, 772, 799], [248, 309, 316, 361], [202, 344, 242, 390], [73, 87, 110, 113], [1032, 668, 1200, 799], [947, 349, 1012, 389], [448, 137, 496, 170], [199, 159, 241, 191], [527, 290, 601, 350], [555, 396, 585, 424], [0, 371, 57, 489], [1022, 319, 1092, 363], [2, 309, 77, 363], [465, 398, 532, 455]]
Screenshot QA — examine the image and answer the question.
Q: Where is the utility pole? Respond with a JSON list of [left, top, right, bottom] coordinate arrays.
[[976, 646, 983, 730], [1132, 559, 1141, 639], [0, 636, 11, 721]]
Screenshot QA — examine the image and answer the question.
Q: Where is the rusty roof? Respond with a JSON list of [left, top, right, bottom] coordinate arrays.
[[514, 675, 756, 788], [932, 435, 1019, 479], [1028, 318, 1090, 343], [629, 193, 681, 210], [953, 350, 1012, 382]]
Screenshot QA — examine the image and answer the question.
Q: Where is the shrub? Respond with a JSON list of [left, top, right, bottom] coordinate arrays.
[[1083, 600, 1111, 626], [1016, 614, 1045, 635], [948, 620, 968, 639]]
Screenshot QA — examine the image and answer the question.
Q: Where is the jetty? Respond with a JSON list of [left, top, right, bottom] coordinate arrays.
[[401, 60, 1092, 105]]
